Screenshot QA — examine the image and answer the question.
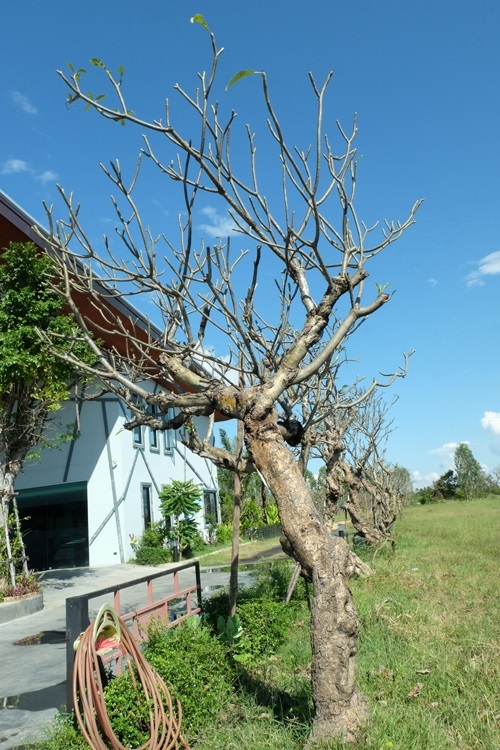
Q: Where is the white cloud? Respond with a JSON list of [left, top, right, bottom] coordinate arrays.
[[428, 441, 469, 472], [466, 250, 500, 288], [11, 90, 37, 115], [411, 470, 439, 488], [199, 206, 239, 238], [1, 159, 57, 184], [1, 158, 31, 175], [36, 169, 58, 184], [427, 278, 438, 286], [481, 411, 500, 435], [429, 441, 464, 456]]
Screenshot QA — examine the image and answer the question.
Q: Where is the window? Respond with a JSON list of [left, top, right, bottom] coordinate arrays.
[[163, 408, 175, 455], [142, 484, 153, 528], [131, 395, 143, 447], [203, 489, 218, 523], [148, 404, 159, 452]]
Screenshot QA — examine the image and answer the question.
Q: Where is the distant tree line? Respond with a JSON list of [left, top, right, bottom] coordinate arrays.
[[414, 443, 500, 504]]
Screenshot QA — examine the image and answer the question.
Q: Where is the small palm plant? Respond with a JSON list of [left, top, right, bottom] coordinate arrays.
[[159, 480, 202, 560]]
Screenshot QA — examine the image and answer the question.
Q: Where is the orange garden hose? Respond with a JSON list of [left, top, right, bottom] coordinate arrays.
[[73, 606, 191, 750]]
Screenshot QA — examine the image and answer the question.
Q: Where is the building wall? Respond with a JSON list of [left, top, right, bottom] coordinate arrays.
[[15, 390, 219, 568]]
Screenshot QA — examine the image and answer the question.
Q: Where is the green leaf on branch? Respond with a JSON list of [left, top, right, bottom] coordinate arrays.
[[226, 70, 257, 91], [90, 58, 105, 68], [118, 65, 125, 78], [190, 13, 210, 31], [375, 282, 390, 294]]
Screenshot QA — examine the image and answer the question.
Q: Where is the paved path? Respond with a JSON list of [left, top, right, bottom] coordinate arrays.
[[0, 561, 259, 749]]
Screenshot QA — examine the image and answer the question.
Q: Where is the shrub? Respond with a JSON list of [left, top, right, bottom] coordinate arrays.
[[216, 521, 233, 544], [103, 670, 153, 747], [134, 545, 172, 566], [240, 499, 263, 532], [204, 563, 303, 665], [188, 531, 211, 556], [143, 617, 234, 736], [1, 570, 41, 599], [235, 597, 297, 662], [140, 521, 168, 548]]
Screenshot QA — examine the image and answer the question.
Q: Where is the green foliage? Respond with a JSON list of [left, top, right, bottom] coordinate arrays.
[[144, 618, 234, 736], [103, 670, 153, 747], [0, 242, 95, 583], [0, 511, 25, 583], [226, 69, 258, 91], [217, 613, 243, 644], [234, 597, 298, 663], [433, 469, 458, 499], [190, 13, 210, 31], [0, 242, 93, 405], [216, 521, 233, 544], [240, 499, 263, 532], [159, 480, 202, 559], [132, 521, 171, 565], [134, 546, 172, 566], [159, 479, 202, 518], [454, 443, 483, 500], [204, 563, 303, 665], [217, 428, 267, 523], [264, 502, 280, 526], [140, 520, 168, 548]]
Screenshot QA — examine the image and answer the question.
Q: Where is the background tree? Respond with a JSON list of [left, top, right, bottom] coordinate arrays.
[[39, 18, 420, 743], [217, 428, 265, 523], [454, 443, 483, 500], [432, 469, 458, 500], [492, 464, 500, 487], [291, 365, 410, 545], [391, 464, 414, 506], [0, 241, 92, 587]]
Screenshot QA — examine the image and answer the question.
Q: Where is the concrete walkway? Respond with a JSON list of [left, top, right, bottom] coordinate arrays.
[[0, 561, 256, 749]]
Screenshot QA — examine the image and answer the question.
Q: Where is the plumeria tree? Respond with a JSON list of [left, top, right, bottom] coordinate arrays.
[[38, 16, 420, 743]]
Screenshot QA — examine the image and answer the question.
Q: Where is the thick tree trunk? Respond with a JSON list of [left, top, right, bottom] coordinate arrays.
[[244, 411, 369, 744], [309, 539, 369, 744]]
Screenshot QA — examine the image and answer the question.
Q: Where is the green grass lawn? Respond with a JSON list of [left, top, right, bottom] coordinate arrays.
[[198, 497, 499, 749], [348, 496, 499, 749], [197, 536, 286, 567]]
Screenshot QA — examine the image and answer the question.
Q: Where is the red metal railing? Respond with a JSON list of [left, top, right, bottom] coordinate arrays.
[[66, 561, 202, 708]]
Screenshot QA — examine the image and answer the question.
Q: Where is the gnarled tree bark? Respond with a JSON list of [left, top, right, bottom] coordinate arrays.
[[244, 409, 369, 742]]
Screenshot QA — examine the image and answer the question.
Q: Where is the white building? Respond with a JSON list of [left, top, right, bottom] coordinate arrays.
[[1, 190, 221, 570]]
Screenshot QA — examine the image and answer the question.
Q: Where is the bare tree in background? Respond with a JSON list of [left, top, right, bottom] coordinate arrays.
[[38, 17, 421, 744], [284, 351, 411, 546]]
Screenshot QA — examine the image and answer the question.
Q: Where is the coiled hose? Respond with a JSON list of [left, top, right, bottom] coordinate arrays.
[[73, 608, 191, 750]]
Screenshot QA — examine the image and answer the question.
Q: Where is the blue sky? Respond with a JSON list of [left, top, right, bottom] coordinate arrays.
[[1, 0, 500, 487]]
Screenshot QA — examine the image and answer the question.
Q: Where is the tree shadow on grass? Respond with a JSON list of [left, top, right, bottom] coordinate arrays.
[[235, 664, 314, 727]]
